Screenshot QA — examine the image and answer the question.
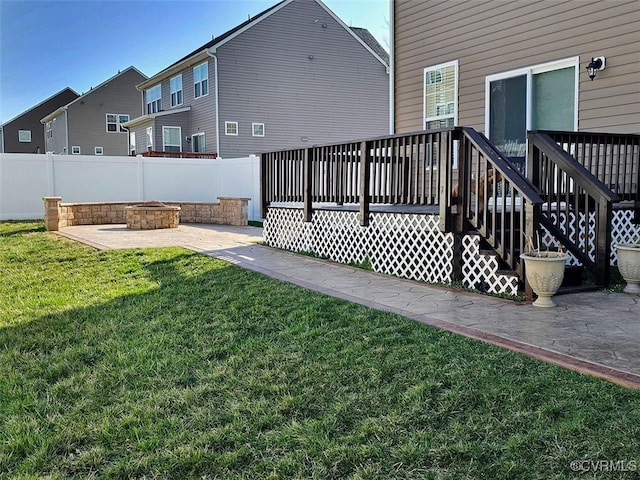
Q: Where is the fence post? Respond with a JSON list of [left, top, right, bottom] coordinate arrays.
[[46, 151, 55, 196], [359, 140, 370, 226], [303, 148, 313, 222], [137, 155, 144, 201]]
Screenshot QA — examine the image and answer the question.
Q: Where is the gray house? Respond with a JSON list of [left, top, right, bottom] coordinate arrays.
[[124, 0, 389, 158], [1, 88, 79, 154], [40, 67, 147, 156]]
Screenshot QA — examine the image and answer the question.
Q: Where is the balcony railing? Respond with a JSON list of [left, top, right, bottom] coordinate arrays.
[[141, 151, 218, 159]]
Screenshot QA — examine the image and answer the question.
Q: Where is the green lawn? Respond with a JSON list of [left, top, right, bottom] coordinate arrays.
[[1, 221, 639, 479]]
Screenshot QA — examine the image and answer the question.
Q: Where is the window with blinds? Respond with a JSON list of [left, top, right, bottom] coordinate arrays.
[[424, 61, 458, 130]]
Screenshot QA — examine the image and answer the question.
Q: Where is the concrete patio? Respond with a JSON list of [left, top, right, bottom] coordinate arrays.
[[57, 223, 640, 388]]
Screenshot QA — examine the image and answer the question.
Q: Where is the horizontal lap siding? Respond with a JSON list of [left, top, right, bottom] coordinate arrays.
[[46, 112, 67, 155], [153, 62, 217, 154], [216, 0, 389, 158], [67, 69, 147, 156], [156, 112, 191, 152], [394, 0, 640, 134], [2, 89, 78, 154]]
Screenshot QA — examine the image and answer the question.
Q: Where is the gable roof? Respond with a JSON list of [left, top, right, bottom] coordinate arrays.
[[138, 0, 388, 90], [40, 66, 147, 123], [1, 87, 79, 127], [350, 27, 389, 65]]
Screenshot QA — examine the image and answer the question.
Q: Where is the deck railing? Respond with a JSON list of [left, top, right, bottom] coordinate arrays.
[[538, 130, 639, 204], [528, 132, 621, 285], [141, 151, 218, 159], [261, 129, 454, 222], [261, 128, 544, 279]]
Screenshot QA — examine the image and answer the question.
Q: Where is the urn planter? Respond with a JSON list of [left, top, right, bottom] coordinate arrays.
[[615, 243, 640, 294], [520, 252, 569, 308]]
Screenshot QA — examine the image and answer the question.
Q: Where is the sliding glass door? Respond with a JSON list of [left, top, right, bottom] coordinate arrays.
[[486, 58, 578, 174]]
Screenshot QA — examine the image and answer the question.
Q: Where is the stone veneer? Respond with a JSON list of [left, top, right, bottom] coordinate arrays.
[[43, 197, 250, 231], [126, 203, 180, 230]]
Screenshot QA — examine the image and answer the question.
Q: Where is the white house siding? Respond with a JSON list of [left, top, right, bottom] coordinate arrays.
[[66, 68, 148, 156], [215, 0, 389, 157], [394, 0, 640, 134]]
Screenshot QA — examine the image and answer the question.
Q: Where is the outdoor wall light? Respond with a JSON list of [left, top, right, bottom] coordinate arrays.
[[586, 56, 606, 80]]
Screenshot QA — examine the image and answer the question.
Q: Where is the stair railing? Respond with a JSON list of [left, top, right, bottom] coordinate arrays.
[[528, 132, 621, 285], [456, 128, 544, 278]]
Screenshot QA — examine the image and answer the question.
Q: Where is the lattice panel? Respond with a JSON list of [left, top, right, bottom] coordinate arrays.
[[265, 208, 454, 284], [366, 213, 453, 283], [611, 209, 640, 264], [462, 235, 519, 296], [263, 208, 313, 252], [312, 210, 367, 264], [540, 209, 640, 266]]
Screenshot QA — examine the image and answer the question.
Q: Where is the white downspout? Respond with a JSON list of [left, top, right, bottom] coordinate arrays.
[[208, 51, 221, 158], [388, 0, 395, 135]]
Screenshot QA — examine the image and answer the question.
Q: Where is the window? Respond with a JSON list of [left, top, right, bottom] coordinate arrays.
[[146, 126, 153, 151], [192, 132, 206, 153], [118, 114, 129, 132], [486, 57, 578, 173], [95, 146, 104, 155], [106, 114, 117, 132], [225, 121, 238, 136], [162, 126, 181, 152], [107, 114, 129, 132], [71, 146, 81, 155], [424, 60, 458, 129], [146, 84, 162, 114], [46, 121, 52, 139], [18, 130, 31, 142], [252, 123, 265, 137], [170, 74, 183, 107], [194, 62, 208, 98]]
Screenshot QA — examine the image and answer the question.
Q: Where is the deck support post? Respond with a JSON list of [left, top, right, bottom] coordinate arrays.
[[303, 147, 313, 222], [359, 140, 370, 226]]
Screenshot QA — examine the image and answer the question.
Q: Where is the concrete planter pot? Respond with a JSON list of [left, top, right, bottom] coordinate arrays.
[[615, 243, 640, 294], [520, 252, 569, 308]]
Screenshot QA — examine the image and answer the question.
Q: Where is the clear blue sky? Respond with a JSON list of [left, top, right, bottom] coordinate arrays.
[[0, 0, 389, 123]]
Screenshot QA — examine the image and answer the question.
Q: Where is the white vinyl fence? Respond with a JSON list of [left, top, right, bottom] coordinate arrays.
[[0, 152, 261, 221]]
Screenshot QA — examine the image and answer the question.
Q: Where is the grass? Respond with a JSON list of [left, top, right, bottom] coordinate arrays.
[[1, 221, 639, 479]]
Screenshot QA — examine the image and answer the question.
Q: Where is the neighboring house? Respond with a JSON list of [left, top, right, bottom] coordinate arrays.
[[124, 0, 389, 158], [40, 67, 147, 156], [392, 0, 639, 173], [1, 88, 79, 154]]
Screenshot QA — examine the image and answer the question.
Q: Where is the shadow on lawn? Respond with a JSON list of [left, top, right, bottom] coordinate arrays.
[[0, 220, 45, 237]]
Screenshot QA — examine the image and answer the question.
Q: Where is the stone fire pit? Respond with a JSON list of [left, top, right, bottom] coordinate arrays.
[[125, 201, 180, 230]]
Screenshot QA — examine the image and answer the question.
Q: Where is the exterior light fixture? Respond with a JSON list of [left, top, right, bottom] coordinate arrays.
[[586, 56, 605, 80]]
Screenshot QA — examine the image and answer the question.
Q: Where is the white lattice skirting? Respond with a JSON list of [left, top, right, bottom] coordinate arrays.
[[264, 207, 520, 296], [541, 209, 640, 266]]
